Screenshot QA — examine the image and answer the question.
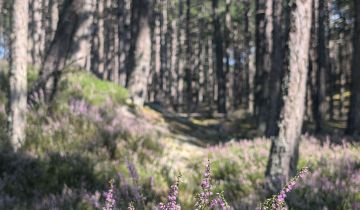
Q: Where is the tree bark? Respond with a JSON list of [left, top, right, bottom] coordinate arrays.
[[266, 0, 312, 192], [28, 0, 86, 104], [346, 0, 360, 135], [312, 0, 329, 132], [8, 0, 29, 151], [254, 0, 272, 131], [127, 0, 152, 106], [266, 0, 286, 137], [29, 0, 44, 66], [212, 0, 226, 114], [184, 0, 193, 113], [71, 0, 94, 71]]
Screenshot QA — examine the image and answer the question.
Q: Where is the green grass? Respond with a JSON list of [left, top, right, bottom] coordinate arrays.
[[59, 71, 128, 106]]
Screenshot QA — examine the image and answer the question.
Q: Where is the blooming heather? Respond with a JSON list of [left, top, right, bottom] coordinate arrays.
[[157, 175, 181, 210], [103, 179, 116, 210], [259, 167, 310, 210], [210, 193, 228, 210], [195, 160, 213, 209]]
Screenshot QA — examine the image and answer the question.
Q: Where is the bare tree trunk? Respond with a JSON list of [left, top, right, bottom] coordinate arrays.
[[174, 0, 185, 111], [312, 0, 329, 132], [90, 0, 105, 78], [346, 0, 360, 135], [44, 0, 59, 53], [29, 0, 44, 66], [212, 0, 226, 114], [8, 0, 29, 151], [170, 12, 178, 108], [266, 0, 312, 192], [184, 0, 193, 113], [254, 0, 272, 131], [266, 0, 286, 137], [127, 0, 152, 106], [28, 0, 86, 104], [153, 8, 161, 102], [242, 0, 251, 111], [224, 0, 232, 111], [70, 0, 94, 71], [207, 36, 215, 115]]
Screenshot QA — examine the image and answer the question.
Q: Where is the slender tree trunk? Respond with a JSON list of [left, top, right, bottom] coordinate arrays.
[[266, 0, 286, 137], [266, 0, 312, 192], [212, 0, 226, 114], [184, 0, 192, 113], [8, 0, 29, 151], [153, 8, 161, 102], [159, 0, 168, 104], [224, 0, 232, 111], [313, 0, 329, 132], [127, 0, 152, 106], [242, 0, 251, 111], [71, 0, 94, 71], [308, 0, 318, 123], [346, 0, 360, 135], [170, 16, 178, 108], [91, 0, 105, 78], [207, 36, 215, 115], [232, 23, 241, 109], [44, 0, 59, 53], [255, 0, 272, 131], [174, 0, 185, 111], [29, 0, 44, 66]]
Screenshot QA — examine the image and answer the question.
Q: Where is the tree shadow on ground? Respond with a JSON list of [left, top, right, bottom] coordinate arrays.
[[146, 103, 262, 146], [0, 149, 104, 204]]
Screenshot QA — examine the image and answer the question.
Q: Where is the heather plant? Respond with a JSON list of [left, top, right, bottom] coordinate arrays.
[[103, 179, 116, 210], [194, 160, 229, 210], [100, 162, 312, 210], [0, 69, 359, 209], [258, 167, 310, 210], [156, 174, 182, 210]]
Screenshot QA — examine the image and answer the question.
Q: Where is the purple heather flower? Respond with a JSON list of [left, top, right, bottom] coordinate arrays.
[[157, 176, 181, 210], [210, 193, 228, 210], [273, 167, 310, 208], [195, 160, 213, 209], [103, 179, 116, 210]]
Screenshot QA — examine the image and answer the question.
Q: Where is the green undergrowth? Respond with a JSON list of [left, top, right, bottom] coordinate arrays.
[[0, 64, 359, 209]]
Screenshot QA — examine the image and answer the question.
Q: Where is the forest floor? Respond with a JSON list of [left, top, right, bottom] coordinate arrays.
[[0, 67, 359, 209]]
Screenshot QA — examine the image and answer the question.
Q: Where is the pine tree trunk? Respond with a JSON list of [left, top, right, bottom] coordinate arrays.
[[44, 0, 59, 53], [8, 0, 29, 151], [184, 0, 193, 113], [174, 0, 185, 111], [313, 0, 329, 132], [28, 0, 86, 104], [224, 0, 232, 111], [266, 0, 286, 137], [212, 0, 226, 114], [266, 0, 312, 192], [254, 0, 272, 131], [71, 0, 94, 71], [29, 0, 44, 66], [346, 0, 360, 135], [127, 0, 152, 106], [241, 0, 251, 111]]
